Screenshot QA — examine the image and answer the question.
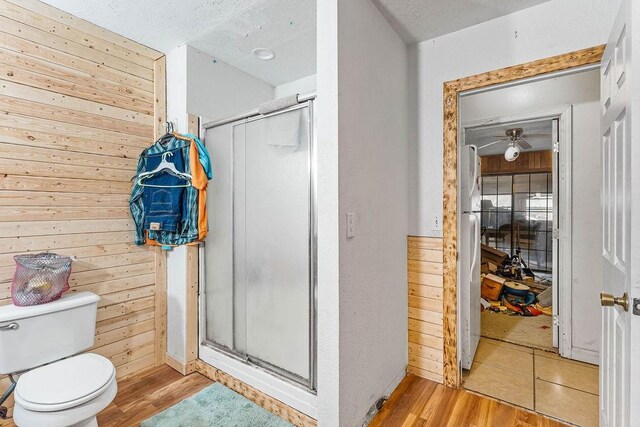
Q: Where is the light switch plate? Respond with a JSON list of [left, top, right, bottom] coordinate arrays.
[[346, 212, 356, 239]]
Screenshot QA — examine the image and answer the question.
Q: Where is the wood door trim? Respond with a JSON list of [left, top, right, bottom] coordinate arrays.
[[153, 55, 168, 367], [441, 45, 605, 388], [185, 114, 200, 367]]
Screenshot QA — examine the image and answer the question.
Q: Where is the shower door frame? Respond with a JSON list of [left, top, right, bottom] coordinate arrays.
[[198, 95, 318, 417]]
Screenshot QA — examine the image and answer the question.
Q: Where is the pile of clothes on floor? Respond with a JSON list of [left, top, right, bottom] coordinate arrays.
[[479, 244, 552, 317]]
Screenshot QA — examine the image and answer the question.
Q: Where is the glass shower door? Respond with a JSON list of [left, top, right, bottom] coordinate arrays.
[[204, 103, 315, 388]]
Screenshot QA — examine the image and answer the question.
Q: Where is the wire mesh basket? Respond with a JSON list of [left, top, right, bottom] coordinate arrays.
[[11, 253, 73, 306]]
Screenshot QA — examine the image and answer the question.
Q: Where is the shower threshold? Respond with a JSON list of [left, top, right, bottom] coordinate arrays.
[[199, 343, 318, 419]]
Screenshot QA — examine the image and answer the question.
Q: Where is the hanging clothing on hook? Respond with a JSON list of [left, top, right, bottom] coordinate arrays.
[[130, 132, 211, 247], [139, 148, 191, 233], [146, 133, 209, 245]]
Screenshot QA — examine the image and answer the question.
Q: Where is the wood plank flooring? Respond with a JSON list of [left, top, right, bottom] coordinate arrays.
[[1, 364, 570, 426], [0, 365, 212, 427], [369, 374, 567, 427], [96, 365, 212, 427]]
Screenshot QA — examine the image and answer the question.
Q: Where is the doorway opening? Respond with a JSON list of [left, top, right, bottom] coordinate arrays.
[[462, 116, 558, 354], [459, 68, 600, 425], [444, 50, 605, 426]]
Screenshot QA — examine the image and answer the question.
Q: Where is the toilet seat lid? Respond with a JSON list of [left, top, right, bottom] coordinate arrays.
[[16, 353, 115, 411]]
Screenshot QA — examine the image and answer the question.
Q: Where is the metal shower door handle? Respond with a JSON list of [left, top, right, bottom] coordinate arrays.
[[0, 322, 18, 331]]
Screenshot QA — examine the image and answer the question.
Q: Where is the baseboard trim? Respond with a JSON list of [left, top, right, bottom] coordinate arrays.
[[165, 354, 197, 375]]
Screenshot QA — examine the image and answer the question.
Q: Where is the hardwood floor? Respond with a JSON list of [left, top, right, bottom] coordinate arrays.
[[369, 374, 568, 427], [96, 365, 212, 427], [0, 366, 569, 427], [0, 365, 212, 427]]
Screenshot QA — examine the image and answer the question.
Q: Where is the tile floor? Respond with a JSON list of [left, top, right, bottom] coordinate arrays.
[[462, 338, 599, 427]]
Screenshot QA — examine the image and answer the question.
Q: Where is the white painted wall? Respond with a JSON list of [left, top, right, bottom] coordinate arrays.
[[316, 0, 408, 424], [460, 70, 602, 362], [274, 74, 317, 98], [316, 0, 340, 423], [165, 45, 274, 363], [165, 45, 189, 363], [186, 46, 274, 122], [460, 71, 601, 122], [408, 0, 621, 237]]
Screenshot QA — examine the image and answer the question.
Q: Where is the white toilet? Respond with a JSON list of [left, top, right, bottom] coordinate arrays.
[[0, 292, 117, 427]]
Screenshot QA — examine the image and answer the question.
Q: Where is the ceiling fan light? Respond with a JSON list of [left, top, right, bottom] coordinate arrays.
[[505, 144, 520, 162]]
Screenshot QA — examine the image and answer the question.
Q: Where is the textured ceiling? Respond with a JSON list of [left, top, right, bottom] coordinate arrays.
[[465, 119, 553, 156], [372, 0, 553, 43], [39, 0, 316, 86], [39, 0, 553, 85]]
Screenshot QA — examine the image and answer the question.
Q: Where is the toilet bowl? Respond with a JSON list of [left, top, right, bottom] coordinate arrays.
[[13, 353, 117, 427]]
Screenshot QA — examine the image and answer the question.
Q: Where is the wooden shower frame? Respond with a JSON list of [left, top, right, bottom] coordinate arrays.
[[441, 45, 605, 387]]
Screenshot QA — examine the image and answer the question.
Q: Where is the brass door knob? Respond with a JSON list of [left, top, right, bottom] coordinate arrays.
[[600, 292, 629, 311]]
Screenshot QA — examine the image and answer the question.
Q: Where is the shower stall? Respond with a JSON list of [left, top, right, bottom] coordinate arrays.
[[199, 95, 317, 413]]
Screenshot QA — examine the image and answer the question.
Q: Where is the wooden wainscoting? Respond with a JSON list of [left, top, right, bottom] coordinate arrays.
[[407, 236, 444, 383], [0, 0, 165, 419], [481, 150, 553, 175]]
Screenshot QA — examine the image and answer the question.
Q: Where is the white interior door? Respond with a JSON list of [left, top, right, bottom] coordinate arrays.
[[599, 0, 639, 425]]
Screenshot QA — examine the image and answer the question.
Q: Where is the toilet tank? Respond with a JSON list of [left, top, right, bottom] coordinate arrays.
[[0, 292, 100, 374]]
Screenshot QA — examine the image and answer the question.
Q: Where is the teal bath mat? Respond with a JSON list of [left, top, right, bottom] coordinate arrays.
[[141, 382, 294, 427]]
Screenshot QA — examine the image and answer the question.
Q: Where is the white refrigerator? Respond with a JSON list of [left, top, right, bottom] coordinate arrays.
[[459, 145, 482, 370]]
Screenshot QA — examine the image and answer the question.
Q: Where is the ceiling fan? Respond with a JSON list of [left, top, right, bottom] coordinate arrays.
[[476, 128, 535, 162]]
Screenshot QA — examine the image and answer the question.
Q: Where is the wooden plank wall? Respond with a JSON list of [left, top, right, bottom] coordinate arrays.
[[0, 0, 165, 419], [481, 150, 553, 175], [407, 236, 444, 384]]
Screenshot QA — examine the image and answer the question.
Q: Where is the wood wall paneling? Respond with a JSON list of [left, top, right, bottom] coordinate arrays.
[[481, 150, 553, 175], [441, 45, 605, 388], [0, 0, 164, 420], [407, 236, 444, 384]]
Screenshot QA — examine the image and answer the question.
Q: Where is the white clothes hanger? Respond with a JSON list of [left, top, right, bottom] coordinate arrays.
[[137, 152, 192, 188]]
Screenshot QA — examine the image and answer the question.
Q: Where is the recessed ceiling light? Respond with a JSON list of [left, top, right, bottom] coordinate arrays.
[[252, 47, 276, 61]]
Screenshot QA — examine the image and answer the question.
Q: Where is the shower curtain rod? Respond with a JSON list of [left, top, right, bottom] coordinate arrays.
[[202, 90, 316, 130]]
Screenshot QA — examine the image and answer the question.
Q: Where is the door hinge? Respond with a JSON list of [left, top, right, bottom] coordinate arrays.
[[552, 315, 560, 326], [553, 142, 559, 153], [552, 229, 560, 240]]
